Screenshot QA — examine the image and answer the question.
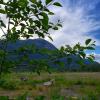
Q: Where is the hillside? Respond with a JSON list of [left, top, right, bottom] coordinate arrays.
[[0, 39, 100, 72]]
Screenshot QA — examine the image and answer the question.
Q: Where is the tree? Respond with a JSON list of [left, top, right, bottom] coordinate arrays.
[[0, 0, 95, 76], [0, 0, 62, 76], [59, 39, 95, 67]]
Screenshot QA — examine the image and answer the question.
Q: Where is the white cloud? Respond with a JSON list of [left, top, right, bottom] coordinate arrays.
[[46, 0, 100, 48], [94, 54, 100, 63], [1, 0, 100, 48], [0, 0, 100, 63]]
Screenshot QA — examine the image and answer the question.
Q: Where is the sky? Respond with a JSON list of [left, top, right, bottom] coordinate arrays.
[[0, 0, 100, 63], [45, 0, 100, 63]]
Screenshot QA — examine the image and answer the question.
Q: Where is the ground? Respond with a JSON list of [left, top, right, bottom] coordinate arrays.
[[0, 72, 100, 100]]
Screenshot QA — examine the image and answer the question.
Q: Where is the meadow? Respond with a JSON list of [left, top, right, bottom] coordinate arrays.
[[0, 72, 100, 100]]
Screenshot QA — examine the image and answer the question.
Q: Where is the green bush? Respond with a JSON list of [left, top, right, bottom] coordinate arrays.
[[87, 94, 98, 100], [0, 79, 18, 90], [15, 94, 27, 100], [0, 96, 9, 100], [74, 80, 83, 85], [0, 79, 5, 86], [34, 95, 45, 100]]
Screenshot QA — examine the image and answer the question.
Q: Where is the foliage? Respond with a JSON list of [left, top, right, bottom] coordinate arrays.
[[0, 0, 96, 75], [15, 93, 28, 100], [34, 95, 45, 100], [0, 72, 100, 99], [59, 39, 95, 67], [0, 96, 9, 100], [0, 0, 62, 40], [0, 0, 62, 75], [0, 78, 18, 90]]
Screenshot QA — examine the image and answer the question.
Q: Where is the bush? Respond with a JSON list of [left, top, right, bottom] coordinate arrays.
[[0, 96, 9, 100], [15, 93, 27, 100], [74, 80, 83, 85], [34, 95, 45, 100], [0, 79, 5, 86], [0, 79, 18, 90]]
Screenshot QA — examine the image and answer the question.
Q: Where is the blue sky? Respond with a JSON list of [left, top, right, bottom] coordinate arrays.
[[45, 0, 100, 63], [0, 0, 100, 62]]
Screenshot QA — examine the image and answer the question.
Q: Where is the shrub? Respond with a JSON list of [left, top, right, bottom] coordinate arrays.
[[0, 79, 18, 90], [34, 95, 45, 100], [15, 94, 27, 100], [74, 80, 83, 85], [0, 96, 9, 100]]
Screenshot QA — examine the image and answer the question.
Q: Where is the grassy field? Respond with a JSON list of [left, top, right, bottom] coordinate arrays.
[[0, 72, 100, 100]]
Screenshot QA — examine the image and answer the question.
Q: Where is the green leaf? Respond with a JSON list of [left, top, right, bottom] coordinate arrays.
[[57, 23, 62, 27], [87, 57, 94, 62], [48, 36, 53, 41], [85, 39, 92, 45], [30, 0, 36, 3], [91, 43, 96, 46], [34, 20, 41, 28], [60, 46, 65, 52], [0, 20, 6, 28], [46, 0, 53, 5], [86, 47, 95, 50], [49, 11, 54, 15], [18, 0, 28, 7], [53, 26, 58, 30], [0, 0, 3, 4], [0, 9, 5, 14], [37, 32, 44, 38], [79, 52, 86, 58], [53, 2, 62, 7], [9, 21, 14, 25], [20, 23, 25, 27], [40, 12, 49, 30]]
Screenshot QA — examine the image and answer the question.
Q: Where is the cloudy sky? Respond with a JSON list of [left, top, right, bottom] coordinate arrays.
[[0, 0, 100, 62], [45, 0, 100, 63]]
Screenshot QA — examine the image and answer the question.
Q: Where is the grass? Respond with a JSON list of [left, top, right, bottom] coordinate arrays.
[[0, 72, 100, 99]]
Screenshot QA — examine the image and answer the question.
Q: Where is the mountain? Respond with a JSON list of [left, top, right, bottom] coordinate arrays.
[[0, 38, 57, 50], [0, 38, 100, 72], [0, 39, 58, 71]]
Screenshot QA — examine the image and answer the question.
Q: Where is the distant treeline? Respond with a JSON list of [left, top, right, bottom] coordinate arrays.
[[54, 63, 100, 72]]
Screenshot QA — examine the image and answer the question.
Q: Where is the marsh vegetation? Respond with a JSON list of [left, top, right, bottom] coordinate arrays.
[[0, 72, 100, 100]]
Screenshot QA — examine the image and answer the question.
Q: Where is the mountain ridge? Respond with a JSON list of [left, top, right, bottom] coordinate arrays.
[[0, 38, 100, 72]]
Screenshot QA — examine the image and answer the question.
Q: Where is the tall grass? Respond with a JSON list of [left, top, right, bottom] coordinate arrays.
[[0, 72, 100, 99]]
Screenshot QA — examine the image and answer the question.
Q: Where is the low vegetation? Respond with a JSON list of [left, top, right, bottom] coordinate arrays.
[[0, 1, 100, 100], [0, 72, 100, 100]]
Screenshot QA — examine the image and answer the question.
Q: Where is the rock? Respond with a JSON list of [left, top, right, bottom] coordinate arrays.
[[43, 79, 55, 86]]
